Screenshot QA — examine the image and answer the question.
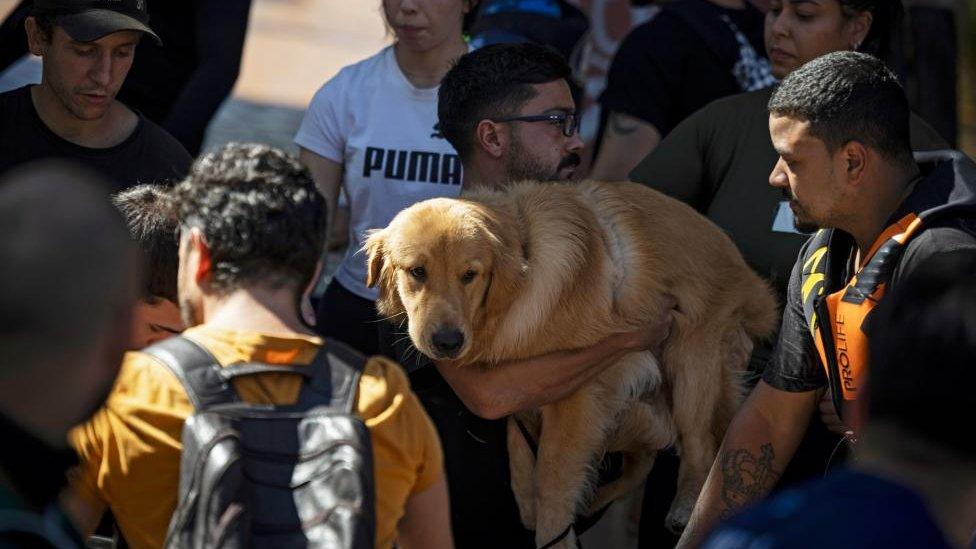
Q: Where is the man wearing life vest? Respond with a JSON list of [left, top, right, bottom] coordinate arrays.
[[677, 51, 976, 548]]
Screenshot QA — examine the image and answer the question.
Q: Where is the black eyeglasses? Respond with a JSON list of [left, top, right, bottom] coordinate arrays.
[[490, 112, 581, 137]]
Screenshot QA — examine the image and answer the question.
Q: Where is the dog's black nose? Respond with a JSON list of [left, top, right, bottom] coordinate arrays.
[[431, 328, 464, 357]]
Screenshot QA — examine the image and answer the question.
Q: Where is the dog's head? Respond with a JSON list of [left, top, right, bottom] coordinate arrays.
[[365, 197, 524, 363]]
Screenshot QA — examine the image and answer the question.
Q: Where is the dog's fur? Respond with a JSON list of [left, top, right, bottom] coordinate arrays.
[[366, 181, 777, 548]]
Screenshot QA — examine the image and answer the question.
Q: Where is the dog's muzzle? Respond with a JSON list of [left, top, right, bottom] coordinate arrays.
[[430, 327, 464, 359]]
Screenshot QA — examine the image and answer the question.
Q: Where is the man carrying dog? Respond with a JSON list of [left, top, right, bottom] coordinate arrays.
[[678, 51, 976, 547], [0, 0, 191, 191], [378, 43, 674, 548]]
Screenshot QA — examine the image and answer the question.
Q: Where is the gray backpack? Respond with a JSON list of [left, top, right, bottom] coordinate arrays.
[[142, 336, 375, 549]]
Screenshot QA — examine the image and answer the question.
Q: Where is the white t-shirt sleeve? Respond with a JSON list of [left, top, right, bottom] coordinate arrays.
[[295, 74, 348, 164]]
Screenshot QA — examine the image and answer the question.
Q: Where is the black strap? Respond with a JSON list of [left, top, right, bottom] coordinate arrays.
[[218, 363, 313, 381], [538, 525, 577, 549], [515, 416, 539, 457], [143, 336, 237, 410], [295, 338, 368, 414], [144, 336, 369, 413]]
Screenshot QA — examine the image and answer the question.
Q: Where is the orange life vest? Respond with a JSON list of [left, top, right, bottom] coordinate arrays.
[[799, 213, 924, 417]]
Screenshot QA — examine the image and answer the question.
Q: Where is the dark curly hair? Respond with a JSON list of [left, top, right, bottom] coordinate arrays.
[[171, 143, 326, 296], [112, 184, 179, 303], [769, 51, 913, 167], [438, 42, 572, 162]]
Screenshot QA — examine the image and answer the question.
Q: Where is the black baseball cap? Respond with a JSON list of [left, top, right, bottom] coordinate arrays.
[[33, 0, 161, 45]]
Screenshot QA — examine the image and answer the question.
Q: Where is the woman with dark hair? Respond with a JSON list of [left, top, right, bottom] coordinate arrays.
[[629, 1, 947, 547], [296, 0, 478, 356]]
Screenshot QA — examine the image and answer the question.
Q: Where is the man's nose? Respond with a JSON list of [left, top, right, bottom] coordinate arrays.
[[566, 132, 584, 154], [769, 159, 788, 188], [88, 52, 112, 86]]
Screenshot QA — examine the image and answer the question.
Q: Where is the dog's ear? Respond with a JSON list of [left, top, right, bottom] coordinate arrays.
[[364, 229, 386, 289], [481, 209, 525, 317], [364, 228, 406, 320]]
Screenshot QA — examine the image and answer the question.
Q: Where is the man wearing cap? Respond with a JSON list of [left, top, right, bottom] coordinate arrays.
[[0, 0, 192, 192]]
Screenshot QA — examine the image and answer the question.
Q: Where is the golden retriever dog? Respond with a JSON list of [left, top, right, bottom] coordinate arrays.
[[365, 180, 777, 548]]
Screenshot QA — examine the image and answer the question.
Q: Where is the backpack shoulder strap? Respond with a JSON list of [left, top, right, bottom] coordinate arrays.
[[142, 336, 239, 410], [298, 338, 368, 413]]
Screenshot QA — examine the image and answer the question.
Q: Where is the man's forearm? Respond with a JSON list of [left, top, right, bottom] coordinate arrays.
[[437, 332, 638, 419], [677, 383, 817, 548]]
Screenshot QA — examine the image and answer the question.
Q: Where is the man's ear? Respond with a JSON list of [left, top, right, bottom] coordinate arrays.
[[24, 17, 49, 56], [843, 140, 868, 185], [189, 229, 213, 284], [475, 120, 507, 159]]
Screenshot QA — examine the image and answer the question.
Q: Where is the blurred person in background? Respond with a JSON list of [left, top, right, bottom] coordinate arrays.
[[296, 0, 478, 356], [704, 252, 976, 549], [0, 0, 252, 155], [0, 161, 136, 547], [590, 0, 774, 181], [0, 0, 192, 191]]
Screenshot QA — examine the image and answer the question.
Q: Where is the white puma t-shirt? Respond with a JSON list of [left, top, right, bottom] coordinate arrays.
[[296, 46, 463, 300]]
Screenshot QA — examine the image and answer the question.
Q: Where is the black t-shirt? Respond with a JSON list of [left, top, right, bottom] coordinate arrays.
[[600, 0, 770, 137], [375, 322, 535, 548], [764, 155, 976, 393], [0, 86, 192, 192], [0, 0, 250, 155]]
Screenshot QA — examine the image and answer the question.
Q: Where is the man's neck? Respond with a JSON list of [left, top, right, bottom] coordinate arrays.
[[393, 38, 468, 89], [847, 164, 920, 263], [855, 426, 976, 548], [30, 83, 137, 149], [201, 286, 314, 337], [461, 161, 509, 192]]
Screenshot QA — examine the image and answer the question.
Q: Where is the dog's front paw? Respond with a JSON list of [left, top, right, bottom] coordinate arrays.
[[664, 500, 693, 534]]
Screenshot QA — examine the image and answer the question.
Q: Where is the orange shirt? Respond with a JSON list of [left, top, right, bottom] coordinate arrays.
[[70, 325, 443, 549]]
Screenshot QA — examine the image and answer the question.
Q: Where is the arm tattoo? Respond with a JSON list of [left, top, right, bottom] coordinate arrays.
[[610, 112, 640, 136], [719, 443, 778, 519]]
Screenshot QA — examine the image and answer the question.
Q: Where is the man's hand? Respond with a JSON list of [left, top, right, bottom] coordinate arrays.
[[617, 295, 678, 356], [819, 390, 853, 437], [436, 296, 677, 419]]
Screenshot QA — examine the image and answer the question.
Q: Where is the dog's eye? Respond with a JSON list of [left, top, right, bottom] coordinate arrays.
[[409, 266, 426, 281], [461, 270, 477, 284]]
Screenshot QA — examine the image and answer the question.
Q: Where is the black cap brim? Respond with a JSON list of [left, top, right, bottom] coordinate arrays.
[[57, 9, 162, 46]]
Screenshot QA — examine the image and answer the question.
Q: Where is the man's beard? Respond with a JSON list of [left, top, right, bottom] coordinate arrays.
[[506, 137, 580, 182], [782, 188, 818, 233]]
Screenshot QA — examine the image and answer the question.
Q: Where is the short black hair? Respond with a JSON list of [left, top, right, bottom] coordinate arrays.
[[112, 184, 179, 303], [867, 251, 976, 460], [171, 143, 326, 296], [768, 51, 913, 167], [438, 42, 572, 162]]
